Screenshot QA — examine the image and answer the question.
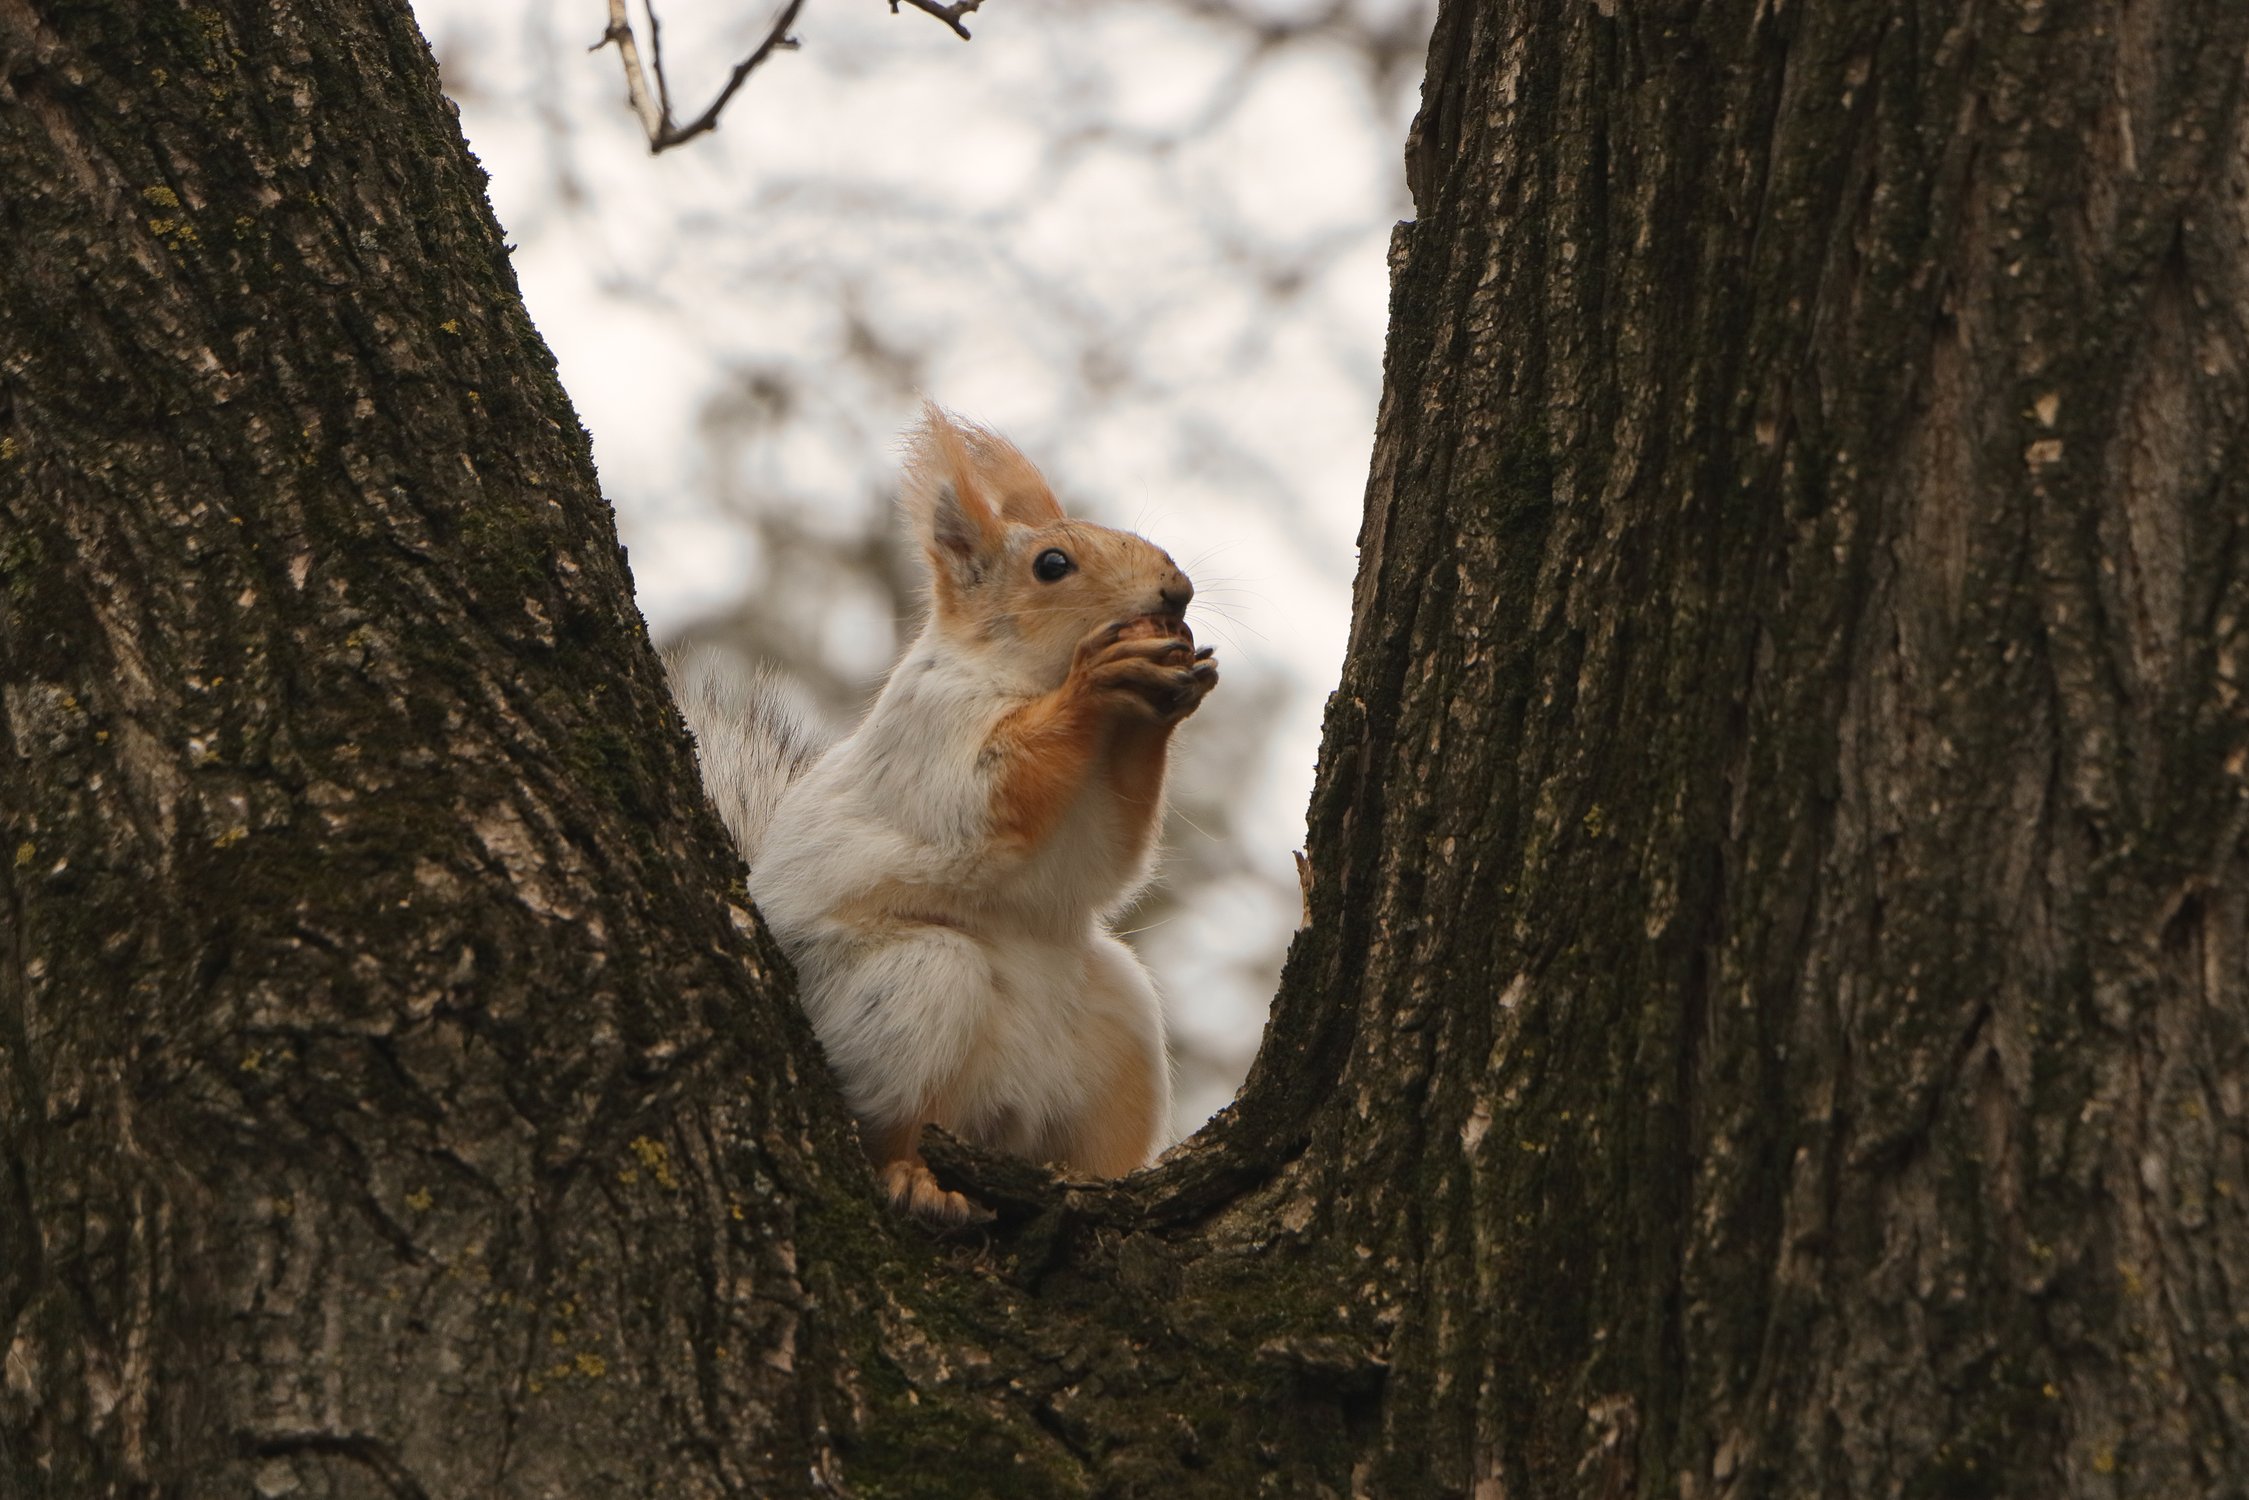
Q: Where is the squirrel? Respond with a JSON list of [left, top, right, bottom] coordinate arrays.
[[671, 406, 1218, 1222]]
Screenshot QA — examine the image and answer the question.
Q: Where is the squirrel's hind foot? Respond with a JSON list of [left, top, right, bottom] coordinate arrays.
[[881, 1158, 993, 1227]]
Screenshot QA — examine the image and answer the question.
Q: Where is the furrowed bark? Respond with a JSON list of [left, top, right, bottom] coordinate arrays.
[[1281, 0, 2249, 1493], [0, 3, 869, 1492]]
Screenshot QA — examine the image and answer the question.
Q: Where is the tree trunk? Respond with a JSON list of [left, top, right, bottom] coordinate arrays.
[[5, 0, 2246, 1497]]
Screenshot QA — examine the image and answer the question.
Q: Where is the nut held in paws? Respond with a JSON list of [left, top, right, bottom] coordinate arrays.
[[1119, 614, 1193, 649]]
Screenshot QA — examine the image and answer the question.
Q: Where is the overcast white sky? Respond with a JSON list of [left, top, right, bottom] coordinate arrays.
[[411, 0, 1430, 1129]]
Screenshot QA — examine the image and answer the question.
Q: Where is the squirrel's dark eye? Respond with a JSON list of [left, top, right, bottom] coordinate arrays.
[[1032, 548, 1074, 583]]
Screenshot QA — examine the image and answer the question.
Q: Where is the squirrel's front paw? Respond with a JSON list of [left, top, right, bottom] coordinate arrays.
[[881, 1159, 992, 1227], [1074, 619, 1219, 724]]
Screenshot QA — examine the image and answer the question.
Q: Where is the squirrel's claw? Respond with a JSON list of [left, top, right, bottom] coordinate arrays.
[[881, 1159, 992, 1227], [1068, 619, 1219, 725]]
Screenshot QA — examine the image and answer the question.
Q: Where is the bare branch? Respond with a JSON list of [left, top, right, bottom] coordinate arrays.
[[593, 0, 806, 155], [889, 0, 984, 41], [595, 0, 665, 143]]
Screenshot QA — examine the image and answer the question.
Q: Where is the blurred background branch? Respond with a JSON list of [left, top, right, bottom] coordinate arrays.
[[597, 0, 999, 152], [594, 0, 805, 152], [890, 0, 985, 41]]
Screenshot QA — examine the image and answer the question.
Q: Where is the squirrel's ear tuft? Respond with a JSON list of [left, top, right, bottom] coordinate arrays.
[[903, 405, 1006, 588], [904, 404, 1065, 551], [955, 419, 1065, 529]]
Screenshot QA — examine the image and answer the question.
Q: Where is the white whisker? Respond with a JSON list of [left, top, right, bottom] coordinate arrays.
[[1167, 796, 1224, 841]]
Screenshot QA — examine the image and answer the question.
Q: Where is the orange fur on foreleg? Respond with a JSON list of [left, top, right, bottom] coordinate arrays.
[[1102, 718, 1177, 870], [984, 685, 1106, 852], [987, 620, 1211, 853]]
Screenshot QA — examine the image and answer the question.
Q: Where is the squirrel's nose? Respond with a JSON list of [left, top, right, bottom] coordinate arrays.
[[1159, 573, 1194, 614]]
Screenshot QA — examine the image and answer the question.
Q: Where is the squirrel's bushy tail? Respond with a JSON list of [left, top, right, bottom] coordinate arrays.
[[665, 647, 832, 870]]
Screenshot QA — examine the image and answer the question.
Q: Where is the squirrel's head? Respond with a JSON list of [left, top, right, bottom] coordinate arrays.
[[901, 405, 1193, 684]]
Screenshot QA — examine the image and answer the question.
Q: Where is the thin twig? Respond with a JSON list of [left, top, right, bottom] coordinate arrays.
[[664, 0, 805, 147], [647, 2, 677, 129], [592, 0, 806, 154], [889, 0, 984, 41], [596, 0, 665, 143]]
